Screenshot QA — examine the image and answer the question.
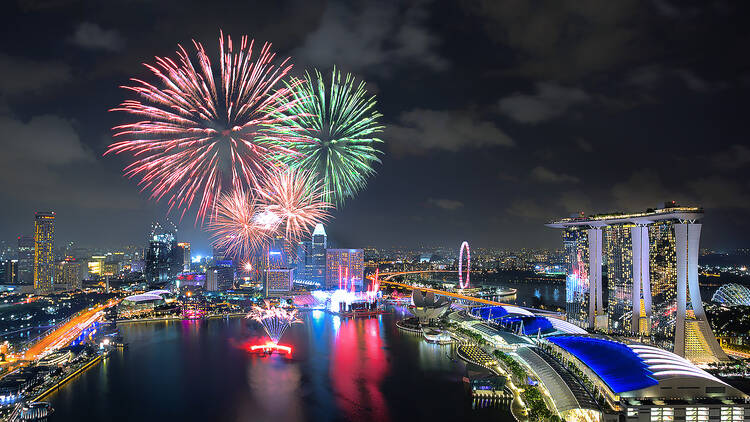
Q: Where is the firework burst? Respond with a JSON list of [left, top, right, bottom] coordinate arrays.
[[262, 68, 384, 205], [257, 167, 331, 244], [207, 189, 271, 260], [246, 305, 302, 344], [106, 31, 306, 221]]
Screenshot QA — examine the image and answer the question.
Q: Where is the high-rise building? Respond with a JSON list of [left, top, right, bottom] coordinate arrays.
[[17, 235, 34, 284], [33, 211, 55, 294], [562, 227, 589, 328], [55, 258, 84, 290], [88, 255, 106, 276], [1, 260, 18, 284], [294, 240, 311, 281], [605, 225, 634, 334], [325, 249, 364, 291], [266, 269, 293, 296], [145, 222, 178, 284], [311, 224, 327, 286], [547, 204, 729, 363], [177, 242, 191, 272], [206, 260, 234, 291]]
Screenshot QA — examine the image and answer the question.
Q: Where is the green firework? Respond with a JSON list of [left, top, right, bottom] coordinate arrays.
[[263, 68, 384, 206]]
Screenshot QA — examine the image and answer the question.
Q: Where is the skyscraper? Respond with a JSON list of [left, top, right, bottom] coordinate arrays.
[[325, 249, 364, 291], [145, 221, 177, 284], [1, 260, 18, 284], [605, 225, 634, 334], [311, 224, 327, 286], [207, 260, 234, 291], [17, 235, 34, 284], [562, 227, 589, 328], [547, 204, 728, 363], [294, 240, 311, 281], [33, 211, 55, 294], [55, 257, 84, 290], [177, 242, 191, 271]]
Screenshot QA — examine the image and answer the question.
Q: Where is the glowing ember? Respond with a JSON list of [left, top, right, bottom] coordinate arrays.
[[246, 305, 301, 344]]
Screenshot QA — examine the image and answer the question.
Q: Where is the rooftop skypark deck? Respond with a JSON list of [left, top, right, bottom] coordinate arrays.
[[545, 205, 703, 228]]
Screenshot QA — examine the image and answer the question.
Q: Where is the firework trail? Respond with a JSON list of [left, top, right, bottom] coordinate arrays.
[[257, 166, 331, 244], [206, 189, 272, 260], [106, 31, 306, 221], [246, 305, 302, 344], [262, 68, 384, 205]]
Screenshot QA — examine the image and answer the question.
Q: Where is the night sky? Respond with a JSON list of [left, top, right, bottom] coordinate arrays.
[[1, 0, 749, 252]]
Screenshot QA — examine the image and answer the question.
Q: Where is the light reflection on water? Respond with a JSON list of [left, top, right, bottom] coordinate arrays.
[[46, 309, 513, 421]]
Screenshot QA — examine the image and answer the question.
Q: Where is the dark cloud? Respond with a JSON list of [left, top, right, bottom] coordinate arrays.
[[711, 145, 750, 170], [558, 191, 592, 214], [627, 65, 727, 93], [427, 198, 464, 211], [461, 0, 644, 80], [506, 199, 552, 221], [611, 170, 684, 211], [0, 0, 749, 249], [69, 22, 125, 52], [497, 82, 589, 124], [0, 54, 72, 96], [292, 0, 447, 74], [574, 137, 593, 152], [530, 166, 580, 184], [0, 114, 142, 210], [387, 109, 514, 154]]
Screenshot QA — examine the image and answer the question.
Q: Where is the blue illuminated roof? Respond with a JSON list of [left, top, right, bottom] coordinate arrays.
[[548, 336, 658, 393], [503, 316, 554, 335], [471, 306, 508, 320]]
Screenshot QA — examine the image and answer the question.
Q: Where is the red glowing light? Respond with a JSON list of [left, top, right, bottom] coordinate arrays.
[[249, 341, 293, 354]]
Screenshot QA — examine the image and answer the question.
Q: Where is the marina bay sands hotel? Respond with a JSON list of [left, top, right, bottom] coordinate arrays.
[[547, 203, 728, 363]]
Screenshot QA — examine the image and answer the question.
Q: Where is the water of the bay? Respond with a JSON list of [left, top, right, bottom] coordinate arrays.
[[46, 307, 513, 421]]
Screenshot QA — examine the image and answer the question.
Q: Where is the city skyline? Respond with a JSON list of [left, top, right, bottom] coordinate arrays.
[[2, 2, 749, 421], [2, 1, 750, 250]]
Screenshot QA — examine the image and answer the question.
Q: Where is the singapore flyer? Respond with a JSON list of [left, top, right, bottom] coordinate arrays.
[[458, 241, 470, 289]]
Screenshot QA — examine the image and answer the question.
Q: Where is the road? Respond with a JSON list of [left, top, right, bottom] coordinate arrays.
[[23, 299, 118, 361], [370, 270, 563, 316]]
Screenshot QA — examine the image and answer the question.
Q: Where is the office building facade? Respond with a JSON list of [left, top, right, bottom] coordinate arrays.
[[562, 226, 589, 328], [311, 224, 327, 286], [33, 212, 55, 293], [17, 235, 34, 284], [325, 249, 364, 291]]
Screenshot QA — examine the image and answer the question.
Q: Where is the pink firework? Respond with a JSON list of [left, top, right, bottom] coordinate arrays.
[[257, 167, 331, 244], [207, 189, 272, 260], [106, 31, 305, 222]]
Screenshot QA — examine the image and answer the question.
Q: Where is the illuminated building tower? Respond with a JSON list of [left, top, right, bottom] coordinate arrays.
[[1, 260, 18, 284], [265, 269, 293, 296], [17, 235, 34, 284], [145, 221, 177, 284], [562, 227, 589, 328], [605, 225, 634, 334], [649, 222, 678, 341], [547, 204, 728, 363], [177, 242, 191, 271], [311, 224, 327, 286], [206, 268, 218, 291], [325, 249, 364, 291], [207, 260, 234, 291], [88, 255, 106, 277], [33, 212, 55, 294], [295, 240, 311, 281], [55, 258, 84, 290]]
